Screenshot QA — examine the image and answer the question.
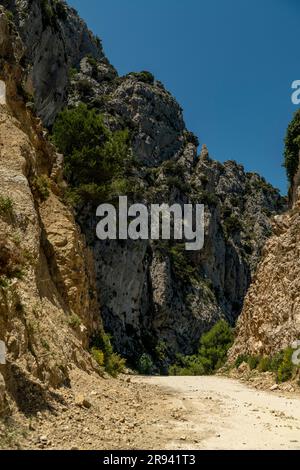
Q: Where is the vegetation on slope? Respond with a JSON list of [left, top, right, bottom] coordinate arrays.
[[52, 103, 134, 206], [284, 109, 300, 183], [235, 348, 299, 384], [169, 320, 234, 376]]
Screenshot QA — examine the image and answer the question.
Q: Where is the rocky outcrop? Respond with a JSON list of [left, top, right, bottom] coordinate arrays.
[[0, 8, 101, 414], [1, 0, 116, 126], [85, 150, 285, 364], [229, 191, 300, 360], [1, 1, 287, 368]]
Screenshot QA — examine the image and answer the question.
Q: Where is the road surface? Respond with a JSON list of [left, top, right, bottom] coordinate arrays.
[[134, 376, 300, 450]]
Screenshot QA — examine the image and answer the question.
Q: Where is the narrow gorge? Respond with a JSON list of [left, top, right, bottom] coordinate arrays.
[[0, 0, 299, 452]]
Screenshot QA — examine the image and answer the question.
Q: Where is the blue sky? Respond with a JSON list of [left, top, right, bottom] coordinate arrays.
[[68, 0, 300, 194]]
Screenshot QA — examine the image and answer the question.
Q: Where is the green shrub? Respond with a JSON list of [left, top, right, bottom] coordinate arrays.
[[269, 351, 284, 372], [41, 0, 55, 28], [248, 355, 260, 370], [0, 234, 25, 281], [169, 320, 234, 376], [198, 320, 234, 373], [68, 314, 81, 329], [129, 71, 155, 85], [90, 331, 126, 378], [277, 348, 294, 383], [91, 348, 104, 367], [5, 10, 14, 22], [0, 195, 13, 217], [68, 67, 79, 80], [195, 190, 218, 207], [284, 109, 300, 183], [235, 349, 297, 383], [138, 353, 154, 375], [32, 175, 50, 201], [169, 244, 198, 283], [166, 176, 191, 194], [106, 353, 126, 378], [155, 340, 168, 363], [76, 78, 94, 96], [52, 103, 132, 205], [258, 356, 272, 372], [169, 355, 207, 376], [183, 130, 199, 147], [235, 354, 249, 369], [223, 214, 243, 236], [54, 0, 67, 21]]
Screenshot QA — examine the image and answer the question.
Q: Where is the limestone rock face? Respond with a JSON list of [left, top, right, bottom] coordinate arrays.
[[83, 152, 284, 363], [229, 196, 300, 360], [1, 1, 286, 366], [1, 0, 116, 126], [0, 8, 101, 414]]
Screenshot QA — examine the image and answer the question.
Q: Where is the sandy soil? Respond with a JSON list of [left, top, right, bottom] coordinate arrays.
[[134, 375, 300, 450]]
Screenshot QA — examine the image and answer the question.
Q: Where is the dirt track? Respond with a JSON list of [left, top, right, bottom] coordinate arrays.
[[134, 375, 300, 450], [2, 373, 300, 450]]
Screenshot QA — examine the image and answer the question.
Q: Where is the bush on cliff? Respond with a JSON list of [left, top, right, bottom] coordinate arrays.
[[90, 331, 126, 378], [52, 103, 133, 204], [284, 109, 300, 183], [235, 347, 297, 383], [169, 320, 234, 376]]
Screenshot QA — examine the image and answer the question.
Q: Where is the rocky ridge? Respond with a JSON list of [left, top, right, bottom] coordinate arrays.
[[0, 6, 102, 416], [230, 179, 300, 360], [1, 0, 287, 368]]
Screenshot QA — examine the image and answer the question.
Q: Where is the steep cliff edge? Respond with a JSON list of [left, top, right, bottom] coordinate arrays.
[[0, 8, 102, 415], [230, 179, 300, 361], [0, 0, 286, 368]]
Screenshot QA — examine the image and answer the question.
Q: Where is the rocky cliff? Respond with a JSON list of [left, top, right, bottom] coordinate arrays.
[[0, 7, 102, 415], [1, 0, 286, 370], [229, 168, 300, 361], [1, 0, 287, 368]]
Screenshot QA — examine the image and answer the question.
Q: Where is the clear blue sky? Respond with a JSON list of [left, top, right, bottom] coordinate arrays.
[[68, 0, 300, 194]]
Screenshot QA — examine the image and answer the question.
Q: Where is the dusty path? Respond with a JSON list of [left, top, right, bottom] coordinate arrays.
[[134, 376, 300, 450], [2, 373, 300, 450]]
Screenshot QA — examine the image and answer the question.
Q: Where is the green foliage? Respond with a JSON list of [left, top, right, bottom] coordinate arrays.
[[129, 71, 155, 85], [68, 314, 81, 329], [138, 353, 154, 375], [169, 244, 198, 283], [169, 320, 234, 376], [0, 233, 26, 283], [235, 348, 297, 384], [198, 320, 234, 372], [90, 331, 126, 378], [0, 195, 13, 217], [258, 356, 272, 373], [40, 0, 67, 29], [183, 130, 199, 147], [68, 67, 79, 80], [235, 354, 249, 369], [155, 341, 168, 363], [52, 104, 132, 205], [91, 347, 105, 367], [32, 175, 50, 201], [54, 0, 67, 20], [251, 178, 278, 195], [166, 176, 191, 194], [76, 78, 93, 96], [284, 109, 300, 183], [169, 355, 206, 376], [277, 348, 294, 383], [223, 214, 243, 236], [5, 9, 14, 22], [248, 355, 260, 370], [194, 190, 218, 207]]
